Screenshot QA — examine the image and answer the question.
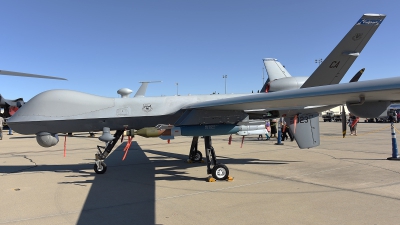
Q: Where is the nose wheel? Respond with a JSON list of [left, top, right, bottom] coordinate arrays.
[[93, 129, 124, 174], [94, 161, 107, 174]]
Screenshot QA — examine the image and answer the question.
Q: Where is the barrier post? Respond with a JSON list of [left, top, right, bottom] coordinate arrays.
[[387, 122, 400, 160]]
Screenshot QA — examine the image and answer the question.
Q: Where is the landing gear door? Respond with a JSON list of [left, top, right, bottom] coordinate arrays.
[[285, 112, 320, 149]]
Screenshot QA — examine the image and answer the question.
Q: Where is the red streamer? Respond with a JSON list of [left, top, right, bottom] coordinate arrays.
[[64, 135, 67, 157]]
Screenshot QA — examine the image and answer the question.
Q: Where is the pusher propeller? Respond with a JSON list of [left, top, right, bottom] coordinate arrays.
[[342, 68, 365, 137], [349, 68, 365, 83]]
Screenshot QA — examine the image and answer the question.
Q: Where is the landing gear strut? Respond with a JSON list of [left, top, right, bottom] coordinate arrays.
[[188, 136, 203, 162], [94, 130, 124, 174], [204, 136, 230, 181], [188, 136, 231, 181]]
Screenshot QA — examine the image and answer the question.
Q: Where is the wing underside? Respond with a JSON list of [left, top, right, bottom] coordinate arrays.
[[185, 77, 400, 112]]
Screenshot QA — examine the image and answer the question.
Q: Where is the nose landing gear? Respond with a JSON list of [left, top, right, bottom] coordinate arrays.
[[94, 129, 124, 174]]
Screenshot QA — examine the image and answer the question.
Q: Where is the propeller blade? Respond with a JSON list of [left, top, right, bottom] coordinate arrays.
[[349, 68, 365, 83], [341, 105, 347, 138], [293, 115, 298, 134], [0, 70, 67, 80]]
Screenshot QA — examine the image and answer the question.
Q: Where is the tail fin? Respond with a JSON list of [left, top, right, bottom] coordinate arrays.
[[260, 58, 292, 92], [133, 81, 162, 97], [301, 13, 385, 88], [263, 58, 292, 80]]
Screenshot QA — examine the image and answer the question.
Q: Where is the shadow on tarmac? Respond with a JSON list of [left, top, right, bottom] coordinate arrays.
[[0, 140, 299, 224], [74, 142, 156, 225]]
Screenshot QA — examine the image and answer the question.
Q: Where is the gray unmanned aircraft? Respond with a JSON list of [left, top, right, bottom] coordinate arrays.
[[8, 13, 390, 181]]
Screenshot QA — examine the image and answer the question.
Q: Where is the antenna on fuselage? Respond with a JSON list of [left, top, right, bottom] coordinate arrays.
[[134, 81, 162, 97], [117, 88, 133, 98]]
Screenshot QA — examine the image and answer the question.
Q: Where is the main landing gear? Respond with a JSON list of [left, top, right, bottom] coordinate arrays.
[[188, 136, 203, 163], [94, 130, 124, 174], [93, 130, 232, 181], [188, 136, 233, 182]]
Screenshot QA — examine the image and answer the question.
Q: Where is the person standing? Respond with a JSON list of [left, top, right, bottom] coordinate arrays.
[[265, 120, 271, 140], [348, 113, 354, 135], [397, 110, 400, 123], [0, 117, 4, 140], [281, 119, 289, 141], [349, 114, 359, 136], [351, 115, 359, 136], [270, 119, 277, 138]]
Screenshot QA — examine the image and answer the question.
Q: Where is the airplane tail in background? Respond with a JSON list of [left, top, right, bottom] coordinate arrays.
[[260, 58, 308, 93], [0, 94, 25, 118], [263, 58, 292, 81], [260, 58, 292, 92], [301, 13, 386, 88]]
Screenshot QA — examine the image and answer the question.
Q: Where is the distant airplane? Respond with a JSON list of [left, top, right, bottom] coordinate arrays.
[[0, 70, 67, 80], [0, 95, 24, 118], [0, 70, 66, 119], [8, 13, 388, 181]]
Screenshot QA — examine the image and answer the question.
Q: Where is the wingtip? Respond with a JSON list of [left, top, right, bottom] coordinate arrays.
[[363, 13, 386, 17]]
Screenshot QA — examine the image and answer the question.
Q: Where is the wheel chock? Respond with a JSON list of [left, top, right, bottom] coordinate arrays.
[[206, 176, 216, 182], [206, 176, 233, 182]]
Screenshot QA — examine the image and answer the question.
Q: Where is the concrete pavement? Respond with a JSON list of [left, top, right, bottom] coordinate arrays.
[[1, 122, 400, 224]]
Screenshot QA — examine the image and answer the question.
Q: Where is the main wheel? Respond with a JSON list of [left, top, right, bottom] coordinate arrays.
[[94, 161, 107, 174], [212, 164, 229, 180], [190, 150, 203, 162]]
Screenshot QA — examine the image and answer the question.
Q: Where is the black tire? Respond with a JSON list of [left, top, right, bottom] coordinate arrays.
[[190, 150, 203, 162], [94, 162, 107, 174], [212, 164, 229, 180]]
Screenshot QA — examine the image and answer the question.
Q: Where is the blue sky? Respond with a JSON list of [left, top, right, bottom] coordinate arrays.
[[0, 0, 399, 100]]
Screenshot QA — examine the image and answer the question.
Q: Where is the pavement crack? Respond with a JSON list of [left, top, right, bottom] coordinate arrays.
[[308, 149, 400, 175], [1, 155, 38, 175], [22, 155, 37, 166]]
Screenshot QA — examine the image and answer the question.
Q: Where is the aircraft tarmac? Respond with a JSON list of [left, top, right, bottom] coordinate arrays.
[[1, 121, 400, 224]]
